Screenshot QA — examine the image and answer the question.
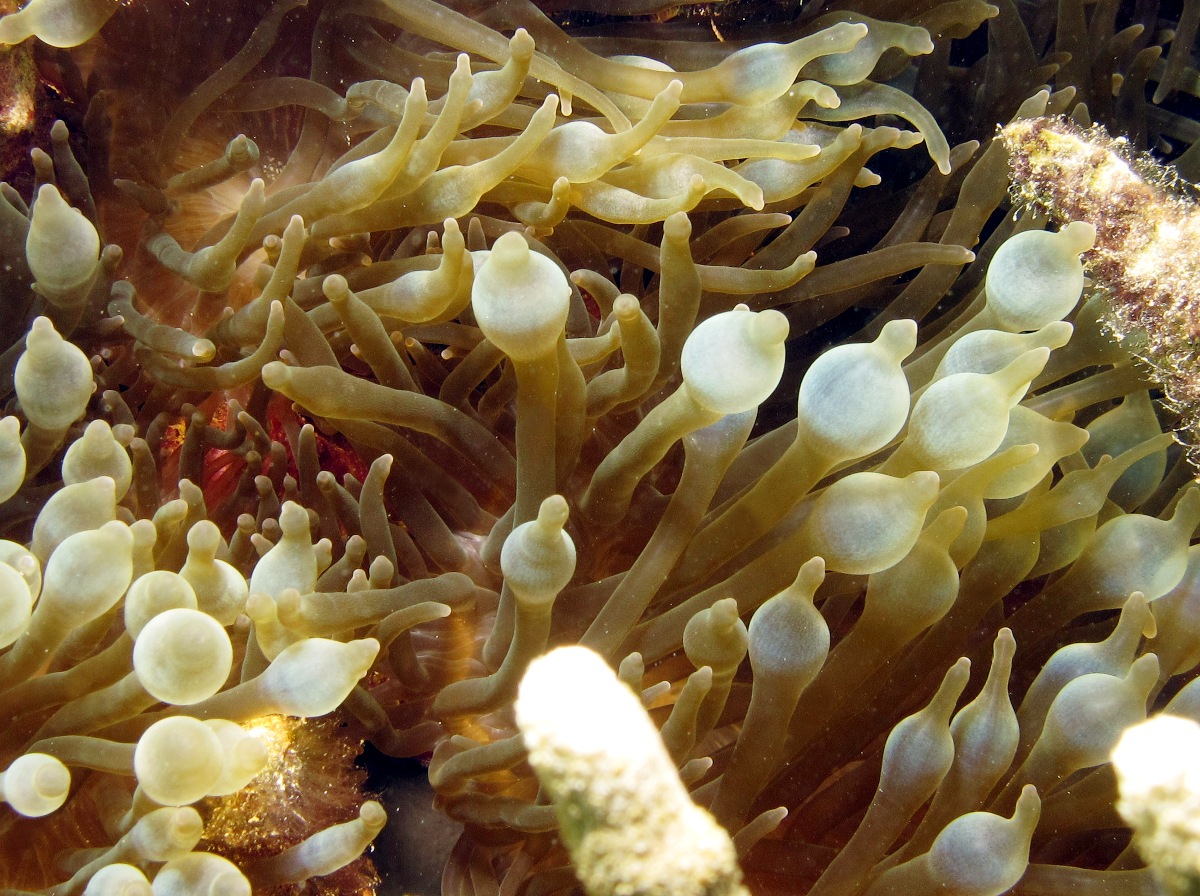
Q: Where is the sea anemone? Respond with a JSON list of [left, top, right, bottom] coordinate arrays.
[[0, 1, 1199, 895]]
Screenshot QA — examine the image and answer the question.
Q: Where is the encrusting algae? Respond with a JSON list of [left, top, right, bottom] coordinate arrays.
[[1003, 116, 1200, 455], [0, 0, 1199, 895]]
